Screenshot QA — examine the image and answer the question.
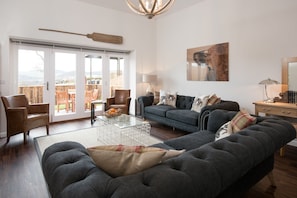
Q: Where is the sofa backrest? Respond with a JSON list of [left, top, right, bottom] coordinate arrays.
[[207, 110, 237, 132], [176, 95, 194, 109], [206, 109, 266, 133]]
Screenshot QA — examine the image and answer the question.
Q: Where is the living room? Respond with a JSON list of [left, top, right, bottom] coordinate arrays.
[[0, 0, 297, 197], [1, 0, 297, 131]]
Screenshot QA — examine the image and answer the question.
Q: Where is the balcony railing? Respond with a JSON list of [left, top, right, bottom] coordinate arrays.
[[18, 84, 102, 104]]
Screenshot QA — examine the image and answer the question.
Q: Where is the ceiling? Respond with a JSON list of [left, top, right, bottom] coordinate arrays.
[[77, 0, 203, 16]]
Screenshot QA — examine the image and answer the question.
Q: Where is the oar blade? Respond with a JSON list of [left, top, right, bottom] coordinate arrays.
[[87, 33, 123, 44]]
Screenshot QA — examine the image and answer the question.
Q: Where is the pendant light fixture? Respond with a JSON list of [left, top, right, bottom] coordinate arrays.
[[126, 0, 175, 19]]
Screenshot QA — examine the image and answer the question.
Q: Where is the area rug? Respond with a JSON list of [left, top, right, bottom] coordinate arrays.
[[34, 125, 162, 158]]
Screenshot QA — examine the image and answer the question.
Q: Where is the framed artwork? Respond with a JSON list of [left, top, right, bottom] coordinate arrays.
[[187, 42, 229, 81]]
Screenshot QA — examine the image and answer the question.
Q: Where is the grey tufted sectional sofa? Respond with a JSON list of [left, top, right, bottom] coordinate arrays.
[[41, 110, 296, 198]]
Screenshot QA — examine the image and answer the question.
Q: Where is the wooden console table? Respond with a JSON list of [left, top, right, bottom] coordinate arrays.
[[254, 101, 297, 118], [253, 101, 297, 156]]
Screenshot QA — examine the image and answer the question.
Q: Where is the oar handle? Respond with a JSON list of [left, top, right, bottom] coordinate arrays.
[[39, 28, 86, 36]]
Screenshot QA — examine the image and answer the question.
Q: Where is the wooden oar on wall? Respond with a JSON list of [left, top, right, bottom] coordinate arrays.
[[39, 28, 123, 44]]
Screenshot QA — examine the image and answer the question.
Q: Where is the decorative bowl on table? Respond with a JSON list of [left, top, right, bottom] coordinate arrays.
[[104, 108, 122, 118]]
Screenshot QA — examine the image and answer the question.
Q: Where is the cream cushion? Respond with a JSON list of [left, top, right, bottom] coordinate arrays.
[[191, 95, 209, 113], [215, 121, 232, 141], [157, 90, 177, 107], [87, 145, 184, 177]]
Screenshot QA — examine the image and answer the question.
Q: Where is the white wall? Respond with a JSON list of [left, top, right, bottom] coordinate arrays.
[[155, 0, 297, 112], [0, 0, 157, 134]]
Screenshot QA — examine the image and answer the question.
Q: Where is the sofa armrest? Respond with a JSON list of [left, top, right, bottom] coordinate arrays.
[[199, 101, 240, 130], [138, 95, 154, 118]]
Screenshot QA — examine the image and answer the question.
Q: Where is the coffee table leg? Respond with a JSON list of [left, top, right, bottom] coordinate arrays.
[[91, 103, 95, 125]]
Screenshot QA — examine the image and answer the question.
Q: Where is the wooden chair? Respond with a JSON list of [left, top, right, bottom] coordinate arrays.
[[105, 89, 131, 114], [56, 91, 70, 112], [1, 94, 49, 144], [68, 89, 76, 112], [84, 89, 100, 110], [92, 89, 99, 101], [85, 90, 93, 110]]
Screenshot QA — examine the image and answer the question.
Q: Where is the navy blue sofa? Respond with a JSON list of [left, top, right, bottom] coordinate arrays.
[[41, 110, 296, 198], [138, 95, 240, 132]]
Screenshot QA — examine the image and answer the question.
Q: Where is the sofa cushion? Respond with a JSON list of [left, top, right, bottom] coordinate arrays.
[[166, 109, 199, 126], [230, 110, 256, 132], [157, 90, 177, 107], [175, 95, 195, 109], [145, 105, 175, 117], [207, 94, 221, 105], [191, 95, 209, 113], [165, 92, 177, 107], [215, 121, 232, 141], [87, 145, 184, 177]]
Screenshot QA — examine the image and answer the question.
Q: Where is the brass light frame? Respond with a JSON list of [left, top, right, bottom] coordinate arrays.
[[126, 0, 175, 19]]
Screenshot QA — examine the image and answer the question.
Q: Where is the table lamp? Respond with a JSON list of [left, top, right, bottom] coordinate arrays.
[[259, 78, 280, 103], [142, 74, 157, 95]]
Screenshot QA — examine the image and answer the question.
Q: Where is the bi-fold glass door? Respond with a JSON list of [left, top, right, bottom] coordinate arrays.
[[15, 44, 127, 122]]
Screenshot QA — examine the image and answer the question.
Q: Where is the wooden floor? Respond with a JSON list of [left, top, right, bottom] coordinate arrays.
[[0, 118, 296, 198]]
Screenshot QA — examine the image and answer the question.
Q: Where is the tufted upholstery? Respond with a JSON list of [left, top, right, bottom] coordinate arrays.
[[138, 94, 240, 132], [175, 95, 194, 109], [42, 110, 296, 198]]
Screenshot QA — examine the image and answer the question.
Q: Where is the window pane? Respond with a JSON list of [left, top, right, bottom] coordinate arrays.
[[110, 57, 124, 95], [55, 52, 76, 114], [85, 55, 102, 111], [18, 49, 45, 104]]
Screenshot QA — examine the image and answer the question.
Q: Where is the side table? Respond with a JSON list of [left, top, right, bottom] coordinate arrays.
[[91, 100, 105, 125]]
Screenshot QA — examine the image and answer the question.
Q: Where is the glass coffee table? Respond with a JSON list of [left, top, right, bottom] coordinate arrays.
[[95, 114, 160, 146]]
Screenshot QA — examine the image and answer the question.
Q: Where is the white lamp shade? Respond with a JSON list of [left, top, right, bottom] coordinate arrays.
[[142, 74, 157, 83], [259, 78, 280, 85]]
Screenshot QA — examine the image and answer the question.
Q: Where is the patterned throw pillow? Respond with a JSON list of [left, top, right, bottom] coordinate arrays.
[[230, 110, 256, 133], [215, 121, 232, 141], [87, 145, 184, 177], [191, 95, 209, 113], [157, 90, 177, 107], [165, 92, 177, 107], [207, 94, 221, 105]]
